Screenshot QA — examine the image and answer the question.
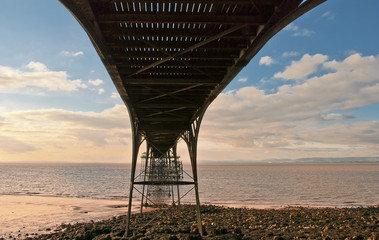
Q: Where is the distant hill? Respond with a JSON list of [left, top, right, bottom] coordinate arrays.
[[199, 157, 379, 164], [263, 157, 379, 163]]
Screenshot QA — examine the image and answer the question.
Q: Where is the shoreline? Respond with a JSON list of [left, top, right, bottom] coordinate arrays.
[[0, 195, 131, 239], [1, 195, 377, 239]]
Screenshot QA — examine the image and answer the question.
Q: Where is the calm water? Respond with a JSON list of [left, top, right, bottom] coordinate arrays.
[[0, 162, 378, 208]]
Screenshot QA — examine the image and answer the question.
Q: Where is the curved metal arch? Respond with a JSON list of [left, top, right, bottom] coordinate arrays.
[[194, 0, 327, 120], [59, 0, 139, 125], [60, 0, 326, 157]]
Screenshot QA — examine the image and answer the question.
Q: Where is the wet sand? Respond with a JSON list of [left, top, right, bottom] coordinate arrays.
[[0, 195, 131, 239], [26, 204, 378, 240]]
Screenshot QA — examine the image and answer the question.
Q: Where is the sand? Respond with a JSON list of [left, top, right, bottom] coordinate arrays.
[[20, 204, 378, 240], [0, 195, 131, 239]]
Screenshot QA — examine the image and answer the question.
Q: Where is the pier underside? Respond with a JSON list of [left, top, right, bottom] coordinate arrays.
[[59, 0, 326, 235]]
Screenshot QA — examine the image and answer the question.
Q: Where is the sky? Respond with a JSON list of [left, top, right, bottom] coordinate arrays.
[[0, 0, 378, 163]]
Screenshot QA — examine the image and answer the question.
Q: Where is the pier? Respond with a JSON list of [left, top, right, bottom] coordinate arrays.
[[59, 0, 326, 235]]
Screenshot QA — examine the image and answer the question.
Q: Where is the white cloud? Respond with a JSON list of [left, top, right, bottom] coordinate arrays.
[[26, 61, 49, 72], [88, 79, 103, 86], [98, 88, 105, 94], [238, 77, 248, 83], [282, 51, 299, 57], [2, 54, 379, 161], [201, 53, 379, 159], [274, 53, 328, 80], [285, 23, 299, 31], [284, 23, 315, 37], [73, 51, 84, 56], [0, 135, 36, 153], [321, 113, 352, 121], [1, 105, 130, 149], [259, 56, 274, 66], [62, 51, 84, 57], [111, 92, 120, 99], [0, 105, 132, 161], [321, 11, 335, 20], [0, 61, 87, 92]]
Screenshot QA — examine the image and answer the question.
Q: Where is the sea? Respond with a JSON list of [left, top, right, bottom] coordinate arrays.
[[0, 162, 378, 237], [0, 162, 377, 207]]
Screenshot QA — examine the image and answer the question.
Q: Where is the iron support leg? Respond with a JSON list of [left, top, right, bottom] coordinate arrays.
[[190, 154, 203, 236], [172, 144, 180, 205], [173, 145, 181, 205], [194, 183, 202, 233], [140, 145, 150, 214], [125, 124, 142, 236], [186, 119, 203, 236], [180, 116, 205, 236], [125, 179, 135, 235]]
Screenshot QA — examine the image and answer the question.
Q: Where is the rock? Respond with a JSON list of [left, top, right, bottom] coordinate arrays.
[[190, 225, 198, 234], [160, 235, 179, 240], [352, 235, 364, 240], [178, 226, 191, 233], [28, 205, 378, 240], [113, 229, 125, 237], [188, 233, 201, 240], [92, 234, 112, 240]]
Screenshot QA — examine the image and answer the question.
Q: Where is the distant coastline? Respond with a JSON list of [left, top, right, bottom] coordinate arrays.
[[199, 157, 379, 164], [1, 157, 378, 165], [264, 157, 379, 163]]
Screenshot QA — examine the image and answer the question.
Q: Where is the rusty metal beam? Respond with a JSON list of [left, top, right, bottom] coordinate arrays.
[[98, 13, 267, 25], [106, 37, 248, 49], [123, 78, 220, 85], [141, 118, 189, 123], [142, 107, 188, 118], [135, 102, 198, 109], [142, 125, 188, 132], [115, 59, 232, 65], [127, 24, 246, 77], [138, 84, 202, 104], [134, 181, 194, 185], [105, 0, 281, 5], [112, 51, 240, 60], [121, 70, 225, 78], [105, 28, 256, 39]]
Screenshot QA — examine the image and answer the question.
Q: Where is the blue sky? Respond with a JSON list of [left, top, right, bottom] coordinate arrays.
[[0, 0, 378, 163]]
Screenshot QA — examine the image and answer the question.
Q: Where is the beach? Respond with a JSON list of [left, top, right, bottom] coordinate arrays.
[[1, 163, 378, 239], [23, 204, 378, 240], [1, 197, 377, 239], [0, 195, 130, 239]]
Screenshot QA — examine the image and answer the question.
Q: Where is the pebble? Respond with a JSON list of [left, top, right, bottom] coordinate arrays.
[[25, 205, 378, 240]]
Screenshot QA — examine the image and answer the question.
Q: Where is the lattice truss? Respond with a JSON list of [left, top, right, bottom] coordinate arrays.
[[137, 149, 185, 207]]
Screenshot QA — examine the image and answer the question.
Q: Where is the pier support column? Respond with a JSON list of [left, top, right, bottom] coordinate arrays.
[[126, 121, 144, 236], [172, 145, 181, 205], [140, 143, 151, 214], [181, 115, 204, 236]]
